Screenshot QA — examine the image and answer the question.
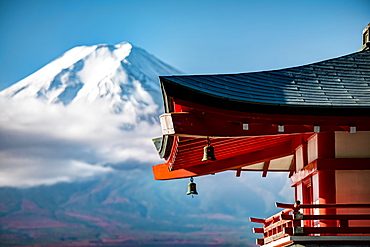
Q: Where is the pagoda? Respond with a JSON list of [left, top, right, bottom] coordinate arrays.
[[152, 24, 370, 246]]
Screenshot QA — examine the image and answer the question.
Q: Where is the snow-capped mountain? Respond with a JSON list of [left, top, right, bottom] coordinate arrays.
[[0, 42, 182, 117], [0, 43, 290, 246], [0, 42, 185, 188]]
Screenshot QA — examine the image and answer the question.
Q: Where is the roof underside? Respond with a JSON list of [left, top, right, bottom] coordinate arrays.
[[152, 50, 370, 180], [152, 133, 310, 180]]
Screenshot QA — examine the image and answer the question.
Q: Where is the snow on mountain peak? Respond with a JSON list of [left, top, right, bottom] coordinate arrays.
[[0, 43, 182, 188], [0, 42, 182, 121]]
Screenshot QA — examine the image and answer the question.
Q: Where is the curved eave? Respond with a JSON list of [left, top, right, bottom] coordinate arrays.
[[160, 50, 370, 117], [161, 79, 370, 117], [153, 133, 310, 180], [153, 50, 370, 180], [153, 102, 370, 180]]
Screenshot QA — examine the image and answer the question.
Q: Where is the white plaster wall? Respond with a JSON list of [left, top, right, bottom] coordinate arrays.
[[336, 170, 370, 227], [308, 134, 318, 164], [312, 173, 319, 204], [335, 131, 370, 158], [295, 146, 304, 171]]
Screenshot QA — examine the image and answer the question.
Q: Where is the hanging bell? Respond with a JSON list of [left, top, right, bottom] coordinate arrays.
[[202, 145, 216, 161], [186, 177, 198, 196]]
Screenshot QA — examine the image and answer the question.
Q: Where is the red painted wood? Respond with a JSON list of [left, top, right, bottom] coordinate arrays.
[[318, 169, 337, 228], [166, 136, 179, 169], [290, 158, 370, 186], [302, 177, 313, 226], [256, 203, 370, 244], [317, 131, 335, 159], [169, 112, 370, 137], [170, 134, 305, 170], [262, 160, 270, 177], [153, 141, 297, 180], [317, 158, 370, 170], [302, 142, 309, 167], [289, 158, 296, 178], [173, 100, 370, 127], [253, 228, 264, 233], [250, 217, 266, 223], [290, 214, 370, 220], [276, 202, 299, 209], [256, 239, 264, 246], [152, 163, 197, 180], [290, 161, 318, 186], [276, 203, 370, 209], [155, 97, 370, 180], [285, 226, 370, 235], [236, 168, 242, 177]]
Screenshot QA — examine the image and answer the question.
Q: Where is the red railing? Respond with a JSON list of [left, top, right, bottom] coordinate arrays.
[[250, 201, 370, 246]]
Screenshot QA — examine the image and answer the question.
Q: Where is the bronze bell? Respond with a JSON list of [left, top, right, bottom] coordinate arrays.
[[202, 145, 216, 161], [186, 177, 198, 196]]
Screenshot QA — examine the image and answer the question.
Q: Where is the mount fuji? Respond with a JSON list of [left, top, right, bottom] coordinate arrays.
[[0, 42, 291, 246], [0, 42, 181, 125], [0, 42, 185, 188]]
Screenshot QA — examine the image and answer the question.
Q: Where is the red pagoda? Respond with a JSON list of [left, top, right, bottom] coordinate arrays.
[[152, 24, 370, 246]]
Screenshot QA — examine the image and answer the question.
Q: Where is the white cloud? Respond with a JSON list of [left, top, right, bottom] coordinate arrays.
[[0, 97, 162, 188]]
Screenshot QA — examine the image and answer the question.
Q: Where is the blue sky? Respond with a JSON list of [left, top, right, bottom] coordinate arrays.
[[0, 0, 369, 91]]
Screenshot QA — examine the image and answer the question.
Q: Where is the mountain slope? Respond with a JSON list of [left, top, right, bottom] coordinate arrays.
[[0, 42, 293, 246], [0, 42, 182, 188], [0, 42, 182, 116], [0, 171, 282, 246]]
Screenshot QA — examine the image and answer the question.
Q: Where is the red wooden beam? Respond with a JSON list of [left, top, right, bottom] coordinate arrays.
[[153, 142, 295, 180], [236, 168, 242, 177], [152, 164, 198, 180], [276, 202, 370, 209], [168, 135, 297, 169], [285, 226, 370, 235], [291, 158, 370, 186], [317, 158, 370, 170], [276, 202, 298, 209], [262, 160, 270, 177], [300, 203, 370, 209], [281, 214, 370, 220], [256, 239, 264, 246], [253, 228, 264, 233], [183, 143, 293, 176], [288, 156, 296, 178], [165, 112, 352, 137], [172, 99, 370, 127], [250, 217, 266, 223], [167, 112, 317, 137]]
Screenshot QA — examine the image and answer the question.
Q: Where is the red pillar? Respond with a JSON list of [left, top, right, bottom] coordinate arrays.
[[317, 131, 337, 228]]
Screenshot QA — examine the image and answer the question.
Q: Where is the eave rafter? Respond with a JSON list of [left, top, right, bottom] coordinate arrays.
[[152, 134, 309, 180], [262, 160, 271, 177]]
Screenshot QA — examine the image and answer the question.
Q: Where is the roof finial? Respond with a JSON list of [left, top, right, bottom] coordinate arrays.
[[360, 23, 370, 51]]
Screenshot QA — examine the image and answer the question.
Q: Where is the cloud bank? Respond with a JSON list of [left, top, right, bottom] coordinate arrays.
[[0, 95, 293, 217], [0, 95, 294, 246], [0, 96, 162, 187]]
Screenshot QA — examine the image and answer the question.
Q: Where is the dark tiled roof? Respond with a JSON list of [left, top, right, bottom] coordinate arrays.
[[160, 50, 370, 116]]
